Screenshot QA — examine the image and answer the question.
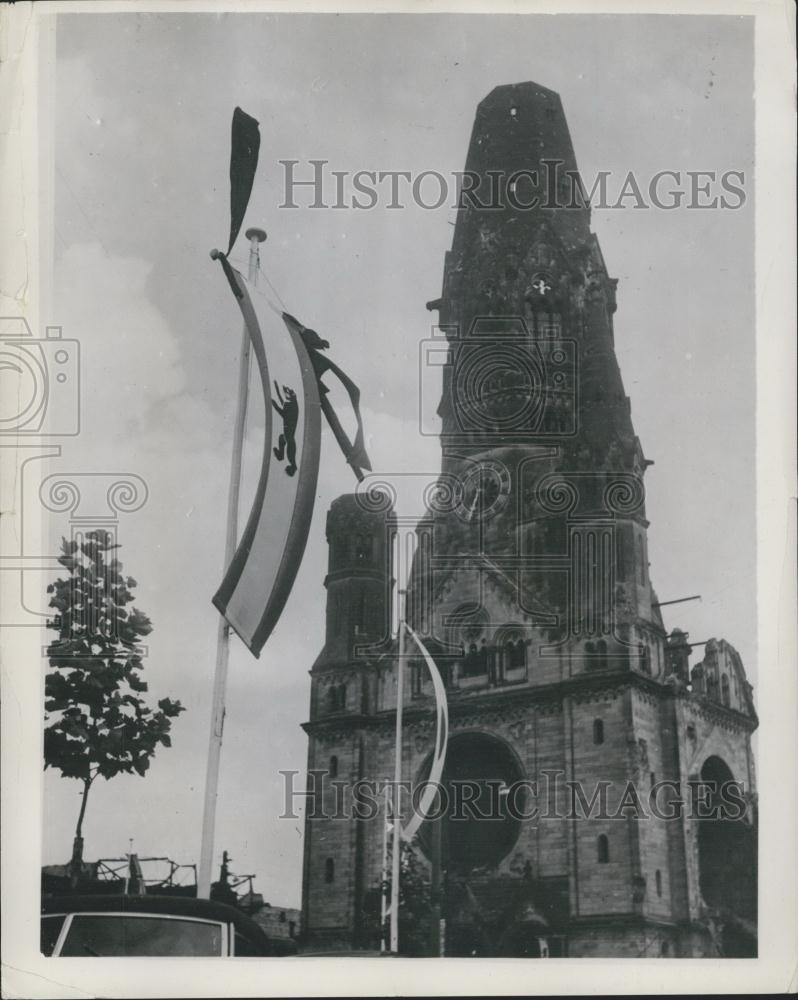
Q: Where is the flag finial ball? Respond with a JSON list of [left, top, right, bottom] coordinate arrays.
[[209, 249, 223, 260], [245, 227, 268, 243]]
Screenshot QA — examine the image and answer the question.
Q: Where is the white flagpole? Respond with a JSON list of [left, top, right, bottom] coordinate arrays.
[[198, 228, 267, 899], [380, 783, 390, 953], [389, 595, 407, 953]]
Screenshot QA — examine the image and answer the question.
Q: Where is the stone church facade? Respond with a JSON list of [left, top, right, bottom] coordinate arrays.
[[300, 83, 757, 957]]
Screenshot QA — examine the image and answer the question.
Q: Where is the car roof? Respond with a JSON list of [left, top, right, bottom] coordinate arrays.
[[41, 894, 270, 941]]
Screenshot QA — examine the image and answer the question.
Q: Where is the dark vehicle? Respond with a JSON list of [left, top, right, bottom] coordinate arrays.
[[41, 894, 297, 957]]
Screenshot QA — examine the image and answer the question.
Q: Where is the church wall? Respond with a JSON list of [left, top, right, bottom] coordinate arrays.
[[567, 922, 678, 958], [301, 730, 362, 944], [530, 705, 570, 877], [629, 688, 675, 923], [568, 688, 635, 916]]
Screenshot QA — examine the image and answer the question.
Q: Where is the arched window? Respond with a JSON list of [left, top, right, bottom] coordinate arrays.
[[337, 683, 347, 711], [596, 639, 608, 671], [327, 687, 337, 713], [462, 642, 480, 677], [721, 674, 730, 707], [655, 869, 662, 897], [353, 585, 366, 635], [597, 834, 609, 863], [324, 858, 335, 883], [507, 639, 525, 669], [661, 940, 670, 957], [354, 533, 371, 563], [593, 719, 604, 745], [329, 755, 338, 779], [636, 535, 646, 584], [332, 592, 343, 636]]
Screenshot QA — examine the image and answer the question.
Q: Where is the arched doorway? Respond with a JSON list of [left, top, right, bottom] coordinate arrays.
[[696, 755, 757, 957], [415, 732, 530, 957]]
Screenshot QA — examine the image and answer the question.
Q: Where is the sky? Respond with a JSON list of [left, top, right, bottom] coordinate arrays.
[[41, 11, 754, 907]]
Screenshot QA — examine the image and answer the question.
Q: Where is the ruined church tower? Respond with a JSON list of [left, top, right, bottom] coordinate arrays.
[[301, 82, 757, 958]]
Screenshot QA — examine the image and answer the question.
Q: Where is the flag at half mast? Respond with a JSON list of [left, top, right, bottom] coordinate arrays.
[[211, 108, 372, 657]]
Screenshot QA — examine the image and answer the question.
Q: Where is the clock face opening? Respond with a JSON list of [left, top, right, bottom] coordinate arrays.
[[456, 460, 511, 522], [415, 732, 526, 873]]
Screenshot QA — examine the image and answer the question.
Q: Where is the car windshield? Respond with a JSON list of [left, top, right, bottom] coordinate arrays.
[[58, 914, 225, 956]]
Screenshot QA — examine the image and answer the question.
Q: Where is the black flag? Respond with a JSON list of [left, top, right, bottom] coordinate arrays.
[[227, 107, 260, 256], [282, 313, 372, 480]]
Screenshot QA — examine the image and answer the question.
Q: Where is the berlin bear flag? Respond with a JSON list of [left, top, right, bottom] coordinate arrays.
[[211, 265, 322, 657], [211, 107, 371, 657]]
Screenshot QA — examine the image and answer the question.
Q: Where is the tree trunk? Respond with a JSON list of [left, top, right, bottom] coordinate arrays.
[[69, 778, 92, 885]]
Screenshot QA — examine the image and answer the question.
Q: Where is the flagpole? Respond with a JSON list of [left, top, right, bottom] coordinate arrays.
[[380, 783, 390, 953], [198, 227, 267, 899], [390, 593, 407, 953]]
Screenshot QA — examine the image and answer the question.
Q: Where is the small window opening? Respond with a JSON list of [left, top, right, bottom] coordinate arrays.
[[593, 718, 604, 745], [597, 834, 609, 863], [324, 858, 335, 883]]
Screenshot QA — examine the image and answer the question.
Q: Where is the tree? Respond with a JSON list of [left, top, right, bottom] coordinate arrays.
[[44, 530, 184, 877], [368, 841, 435, 956]]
